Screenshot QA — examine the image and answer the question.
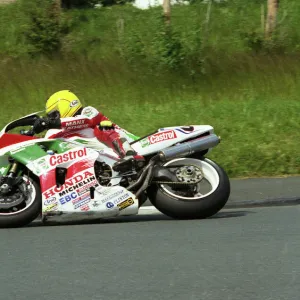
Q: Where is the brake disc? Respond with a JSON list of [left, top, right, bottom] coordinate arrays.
[[0, 179, 29, 210]]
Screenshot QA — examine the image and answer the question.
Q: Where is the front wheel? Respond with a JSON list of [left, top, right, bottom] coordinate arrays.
[[147, 157, 230, 219], [0, 175, 42, 228]]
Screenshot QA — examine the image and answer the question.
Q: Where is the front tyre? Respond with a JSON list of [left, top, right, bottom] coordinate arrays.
[[0, 176, 42, 228], [147, 158, 230, 219]]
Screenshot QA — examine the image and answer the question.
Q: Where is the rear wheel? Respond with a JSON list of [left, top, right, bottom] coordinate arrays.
[[0, 175, 42, 228], [147, 157, 230, 219]]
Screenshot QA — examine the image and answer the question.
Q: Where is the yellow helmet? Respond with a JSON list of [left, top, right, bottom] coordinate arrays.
[[45, 90, 83, 118]]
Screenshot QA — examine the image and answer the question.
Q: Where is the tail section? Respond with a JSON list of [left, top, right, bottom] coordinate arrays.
[[131, 125, 215, 156]]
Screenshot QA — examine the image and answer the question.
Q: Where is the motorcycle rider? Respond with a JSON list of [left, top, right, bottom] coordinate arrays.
[[32, 90, 143, 171]]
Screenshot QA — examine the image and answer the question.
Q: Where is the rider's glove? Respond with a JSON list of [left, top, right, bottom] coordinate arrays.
[[99, 120, 114, 130], [33, 117, 61, 134], [33, 118, 49, 134]]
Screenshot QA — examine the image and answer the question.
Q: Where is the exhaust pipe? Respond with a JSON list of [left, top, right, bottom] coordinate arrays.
[[158, 134, 220, 162]]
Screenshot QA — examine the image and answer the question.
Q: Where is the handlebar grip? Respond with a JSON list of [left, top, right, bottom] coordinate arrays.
[[20, 129, 35, 136]]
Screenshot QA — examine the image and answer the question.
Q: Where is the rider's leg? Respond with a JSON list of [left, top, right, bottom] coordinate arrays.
[[93, 126, 137, 159]]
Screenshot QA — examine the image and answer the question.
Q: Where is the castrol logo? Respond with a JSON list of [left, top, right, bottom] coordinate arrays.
[[49, 148, 87, 166], [148, 130, 177, 144]]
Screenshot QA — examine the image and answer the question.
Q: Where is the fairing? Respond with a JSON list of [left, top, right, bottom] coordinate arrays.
[[0, 132, 139, 221], [45, 125, 215, 158], [37, 147, 139, 219], [131, 125, 215, 155]]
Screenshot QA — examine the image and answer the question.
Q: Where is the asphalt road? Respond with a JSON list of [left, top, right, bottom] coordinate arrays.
[[0, 205, 299, 300]]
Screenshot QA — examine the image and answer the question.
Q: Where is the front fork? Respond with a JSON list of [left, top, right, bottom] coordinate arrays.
[[8, 162, 19, 176], [0, 160, 23, 195], [1, 159, 19, 177]]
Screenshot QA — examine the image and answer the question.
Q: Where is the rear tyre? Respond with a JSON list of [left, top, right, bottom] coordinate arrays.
[[147, 158, 230, 219], [0, 176, 42, 228]]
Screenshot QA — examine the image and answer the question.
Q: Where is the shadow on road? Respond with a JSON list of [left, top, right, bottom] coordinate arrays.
[[22, 209, 253, 228], [209, 210, 255, 219]]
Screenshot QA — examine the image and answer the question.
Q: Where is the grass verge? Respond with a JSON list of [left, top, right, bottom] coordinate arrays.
[[1, 55, 300, 178]]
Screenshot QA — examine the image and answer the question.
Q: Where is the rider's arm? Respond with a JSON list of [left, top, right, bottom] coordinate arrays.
[[33, 106, 113, 134], [60, 106, 113, 131]]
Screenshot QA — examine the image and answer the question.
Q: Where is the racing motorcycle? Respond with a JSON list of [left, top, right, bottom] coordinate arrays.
[[0, 112, 230, 228]]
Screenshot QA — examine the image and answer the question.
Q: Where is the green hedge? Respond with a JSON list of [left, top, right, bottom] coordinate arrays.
[[1, 0, 300, 73]]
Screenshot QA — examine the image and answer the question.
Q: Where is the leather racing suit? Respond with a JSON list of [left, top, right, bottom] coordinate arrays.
[[37, 106, 137, 160]]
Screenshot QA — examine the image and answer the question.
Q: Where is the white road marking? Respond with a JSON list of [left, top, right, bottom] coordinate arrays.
[[138, 206, 162, 215]]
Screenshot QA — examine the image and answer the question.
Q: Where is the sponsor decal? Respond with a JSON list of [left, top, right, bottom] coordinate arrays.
[[113, 193, 131, 204], [74, 198, 90, 209], [92, 201, 99, 207], [58, 176, 97, 198], [10, 147, 26, 154], [83, 108, 93, 117], [49, 148, 87, 166], [140, 138, 150, 148], [37, 158, 49, 170], [80, 205, 90, 211], [60, 142, 75, 150], [100, 189, 124, 204], [43, 202, 58, 212], [77, 189, 90, 197], [72, 193, 91, 203], [148, 130, 177, 145], [44, 197, 57, 206], [106, 202, 114, 209], [99, 188, 113, 196], [70, 100, 79, 107], [43, 171, 97, 199], [67, 124, 89, 130], [9, 142, 36, 154], [76, 181, 98, 196], [117, 197, 134, 211], [59, 192, 77, 205], [65, 120, 85, 127]]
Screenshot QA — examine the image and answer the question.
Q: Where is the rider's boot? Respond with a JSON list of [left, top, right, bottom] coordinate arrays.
[[112, 138, 145, 172]]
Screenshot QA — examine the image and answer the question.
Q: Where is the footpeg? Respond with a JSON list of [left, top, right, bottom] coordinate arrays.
[[113, 156, 146, 173], [113, 158, 135, 172]]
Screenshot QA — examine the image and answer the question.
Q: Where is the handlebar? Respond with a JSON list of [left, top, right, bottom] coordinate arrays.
[[20, 128, 35, 136]]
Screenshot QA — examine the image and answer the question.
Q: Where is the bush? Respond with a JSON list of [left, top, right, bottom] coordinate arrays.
[[99, 0, 134, 6], [119, 11, 203, 72], [62, 0, 100, 8], [61, 0, 133, 8], [1, 0, 300, 69], [20, 0, 71, 55], [151, 16, 185, 69]]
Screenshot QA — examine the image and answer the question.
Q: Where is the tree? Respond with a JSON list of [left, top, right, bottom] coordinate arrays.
[[163, 0, 171, 25], [265, 0, 279, 39]]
